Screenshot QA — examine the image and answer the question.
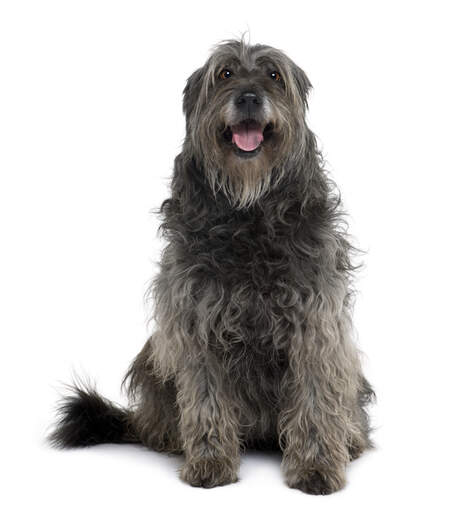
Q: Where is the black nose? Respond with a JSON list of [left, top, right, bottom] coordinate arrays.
[[236, 92, 262, 114]]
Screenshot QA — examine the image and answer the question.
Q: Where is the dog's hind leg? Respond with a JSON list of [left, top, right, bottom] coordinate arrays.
[[124, 339, 182, 453], [348, 376, 375, 461]]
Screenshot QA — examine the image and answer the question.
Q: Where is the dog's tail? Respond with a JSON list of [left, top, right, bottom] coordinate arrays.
[[49, 383, 138, 448]]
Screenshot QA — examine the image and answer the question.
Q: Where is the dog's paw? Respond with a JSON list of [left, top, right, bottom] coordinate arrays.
[[348, 435, 372, 461], [180, 457, 238, 488], [286, 469, 345, 495], [348, 442, 365, 461]]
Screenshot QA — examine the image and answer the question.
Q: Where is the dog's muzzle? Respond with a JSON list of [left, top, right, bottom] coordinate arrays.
[[221, 90, 275, 158], [231, 92, 263, 151]]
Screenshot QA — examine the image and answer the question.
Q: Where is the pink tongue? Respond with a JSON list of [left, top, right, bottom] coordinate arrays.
[[232, 123, 263, 151]]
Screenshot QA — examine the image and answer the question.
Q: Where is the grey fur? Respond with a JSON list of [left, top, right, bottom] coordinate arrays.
[[51, 39, 374, 495]]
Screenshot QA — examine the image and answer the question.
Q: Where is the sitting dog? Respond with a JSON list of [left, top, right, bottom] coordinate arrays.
[[50, 39, 374, 495]]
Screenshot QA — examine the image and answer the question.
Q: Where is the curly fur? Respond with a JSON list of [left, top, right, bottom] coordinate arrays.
[[50, 39, 374, 495]]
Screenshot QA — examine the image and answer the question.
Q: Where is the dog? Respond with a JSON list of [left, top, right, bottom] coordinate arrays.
[[50, 39, 374, 495]]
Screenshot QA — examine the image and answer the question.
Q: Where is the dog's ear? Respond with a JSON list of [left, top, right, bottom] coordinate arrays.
[[183, 67, 205, 118], [291, 63, 312, 108]]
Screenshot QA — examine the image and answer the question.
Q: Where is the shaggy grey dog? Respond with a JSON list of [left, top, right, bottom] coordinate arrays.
[[50, 40, 374, 495]]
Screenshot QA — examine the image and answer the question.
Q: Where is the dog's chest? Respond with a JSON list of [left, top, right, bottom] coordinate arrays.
[[181, 215, 305, 409], [189, 216, 307, 349], [200, 215, 300, 286]]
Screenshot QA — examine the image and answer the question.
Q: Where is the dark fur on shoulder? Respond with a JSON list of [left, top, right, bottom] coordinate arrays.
[[50, 39, 374, 494]]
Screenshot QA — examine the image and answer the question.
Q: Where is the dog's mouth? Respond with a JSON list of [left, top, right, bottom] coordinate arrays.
[[223, 120, 274, 158]]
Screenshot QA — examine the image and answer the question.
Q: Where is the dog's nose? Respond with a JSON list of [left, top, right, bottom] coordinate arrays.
[[236, 92, 262, 114]]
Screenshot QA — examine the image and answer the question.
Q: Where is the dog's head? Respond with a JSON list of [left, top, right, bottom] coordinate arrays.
[[183, 40, 312, 208]]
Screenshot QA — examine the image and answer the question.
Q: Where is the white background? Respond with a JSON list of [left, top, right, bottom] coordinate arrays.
[[1, 1, 466, 510]]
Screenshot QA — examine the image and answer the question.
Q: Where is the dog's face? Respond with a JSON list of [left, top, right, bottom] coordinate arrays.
[[183, 41, 312, 207]]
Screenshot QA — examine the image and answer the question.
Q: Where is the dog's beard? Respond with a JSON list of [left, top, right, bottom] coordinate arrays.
[[206, 156, 274, 209], [197, 126, 286, 209], [199, 127, 286, 209]]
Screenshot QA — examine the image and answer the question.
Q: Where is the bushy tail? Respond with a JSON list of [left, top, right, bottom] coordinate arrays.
[[49, 384, 138, 448]]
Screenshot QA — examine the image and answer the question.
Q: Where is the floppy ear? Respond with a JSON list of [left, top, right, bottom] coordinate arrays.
[[182, 67, 205, 118], [291, 63, 312, 107]]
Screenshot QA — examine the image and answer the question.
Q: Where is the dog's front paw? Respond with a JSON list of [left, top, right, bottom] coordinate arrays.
[[286, 468, 345, 495], [180, 457, 238, 488]]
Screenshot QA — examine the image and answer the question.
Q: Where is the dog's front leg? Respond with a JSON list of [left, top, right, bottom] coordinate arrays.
[[176, 354, 240, 488], [279, 316, 360, 495]]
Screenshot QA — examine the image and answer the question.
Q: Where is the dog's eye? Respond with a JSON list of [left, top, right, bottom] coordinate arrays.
[[219, 69, 233, 80], [270, 71, 282, 82]]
